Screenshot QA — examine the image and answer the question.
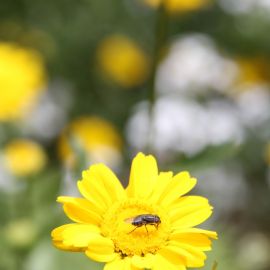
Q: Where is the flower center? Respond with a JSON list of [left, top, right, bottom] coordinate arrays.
[[101, 199, 171, 257]]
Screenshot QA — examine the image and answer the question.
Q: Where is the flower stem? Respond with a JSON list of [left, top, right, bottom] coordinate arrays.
[[212, 261, 218, 270], [147, 3, 169, 152]]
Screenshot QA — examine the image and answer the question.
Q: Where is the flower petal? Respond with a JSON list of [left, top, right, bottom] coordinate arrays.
[[170, 234, 212, 251], [169, 196, 213, 228], [152, 253, 186, 270], [171, 228, 217, 251], [104, 258, 125, 270], [131, 253, 154, 269], [51, 223, 100, 251], [78, 164, 126, 210], [57, 196, 102, 225], [148, 171, 173, 203], [168, 241, 207, 268], [158, 246, 186, 267], [85, 235, 116, 262], [89, 164, 126, 202], [172, 228, 217, 239], [52, 224, 84, 251], [158, 172, 197, 207], [126, 152, 158, 198], [104, 257, 140, 270]]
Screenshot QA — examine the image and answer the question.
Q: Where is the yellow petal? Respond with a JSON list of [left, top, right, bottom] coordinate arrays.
[[158, 246, 186, 266], [131, 253, 154, 269], [158, 172, 197, 207], [159, 244, 205, 268], [77, 180, 107, 212], [126, 152, 158, 198], [78, 163, 125, 210], [172, 227, 217, 239], [52, 241, 84, 252], [168, 241, 207, 268], [169, 196, 213, 228], [85, 235, 116, 262], [52, 225, 85, 251], [171, 228, 217, 251], [170, 233, 211, 251], [104, 257, 140, 270], [152, 253, 186, 270], [169, 196, 210, 218], [88, 164, 126, 202], [148, 172, 173, 203], [51, 223, 100, 251], [57, 196, 102, 225], [104, 258, 125, 270], [51, 224, 70, 241]]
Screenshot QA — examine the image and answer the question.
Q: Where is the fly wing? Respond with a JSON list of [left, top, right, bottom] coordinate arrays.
[[124, 217, 135, 224]]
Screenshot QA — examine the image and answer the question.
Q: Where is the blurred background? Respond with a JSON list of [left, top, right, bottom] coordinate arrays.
[[0, 0, 270, 269]]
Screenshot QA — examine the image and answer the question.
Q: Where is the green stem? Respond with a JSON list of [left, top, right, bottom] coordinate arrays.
[[147, 3, 169, 153], [212, 261, 218, 270], [14, 250, 26, 270]]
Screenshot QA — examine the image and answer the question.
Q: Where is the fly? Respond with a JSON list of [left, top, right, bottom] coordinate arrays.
[[125, 214, 161, 234]]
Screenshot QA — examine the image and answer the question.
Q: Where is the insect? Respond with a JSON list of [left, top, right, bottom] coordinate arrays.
[[125, 214, 161, 234]]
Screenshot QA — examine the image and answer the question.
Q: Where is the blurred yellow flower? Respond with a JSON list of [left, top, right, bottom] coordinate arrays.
[[5, 219, 38, 248], [264, 143, 270, 166], [52, 152, 217, 269], [58, 116, 122, 167], [97, 35, 149, 88], [0, 42, 46, 121], [4, 139, 47, 176], [142, 0, 210, 13], [236, 58, 270, 87]]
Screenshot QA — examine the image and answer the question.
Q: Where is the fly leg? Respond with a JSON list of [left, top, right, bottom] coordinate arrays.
[[144, 224, 149, 235], [149, 223, 159, 230], [128, 224, 142, 234]]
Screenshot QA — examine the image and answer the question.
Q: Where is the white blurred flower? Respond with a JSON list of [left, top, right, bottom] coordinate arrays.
[[21, 80, 72, 141], [219, 0, 270, 14], [195, 164, 248, 216], [206, 99, 244, 145], [235, 86, 270, 128], [0, 156, 14, 192], [126, 97, 243, 157], [156, 34, 237, 95], [237, 232, 270, 270], [0, 153, 30, 192]]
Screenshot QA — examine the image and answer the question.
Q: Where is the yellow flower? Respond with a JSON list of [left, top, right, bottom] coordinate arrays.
[[0, 42, 46, 121], [97, 35, 149, 88], [52, 152, 217, 269], [142, 0, 210, 13], [236, 58, 270, 87], [5, 219, 38, 248], [58, 116, 122, 167], [264, 143, 270, 166], [4, 139, 47, 176]]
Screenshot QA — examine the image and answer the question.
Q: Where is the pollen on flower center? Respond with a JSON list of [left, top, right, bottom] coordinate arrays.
[[101, 199, 171, 257]]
